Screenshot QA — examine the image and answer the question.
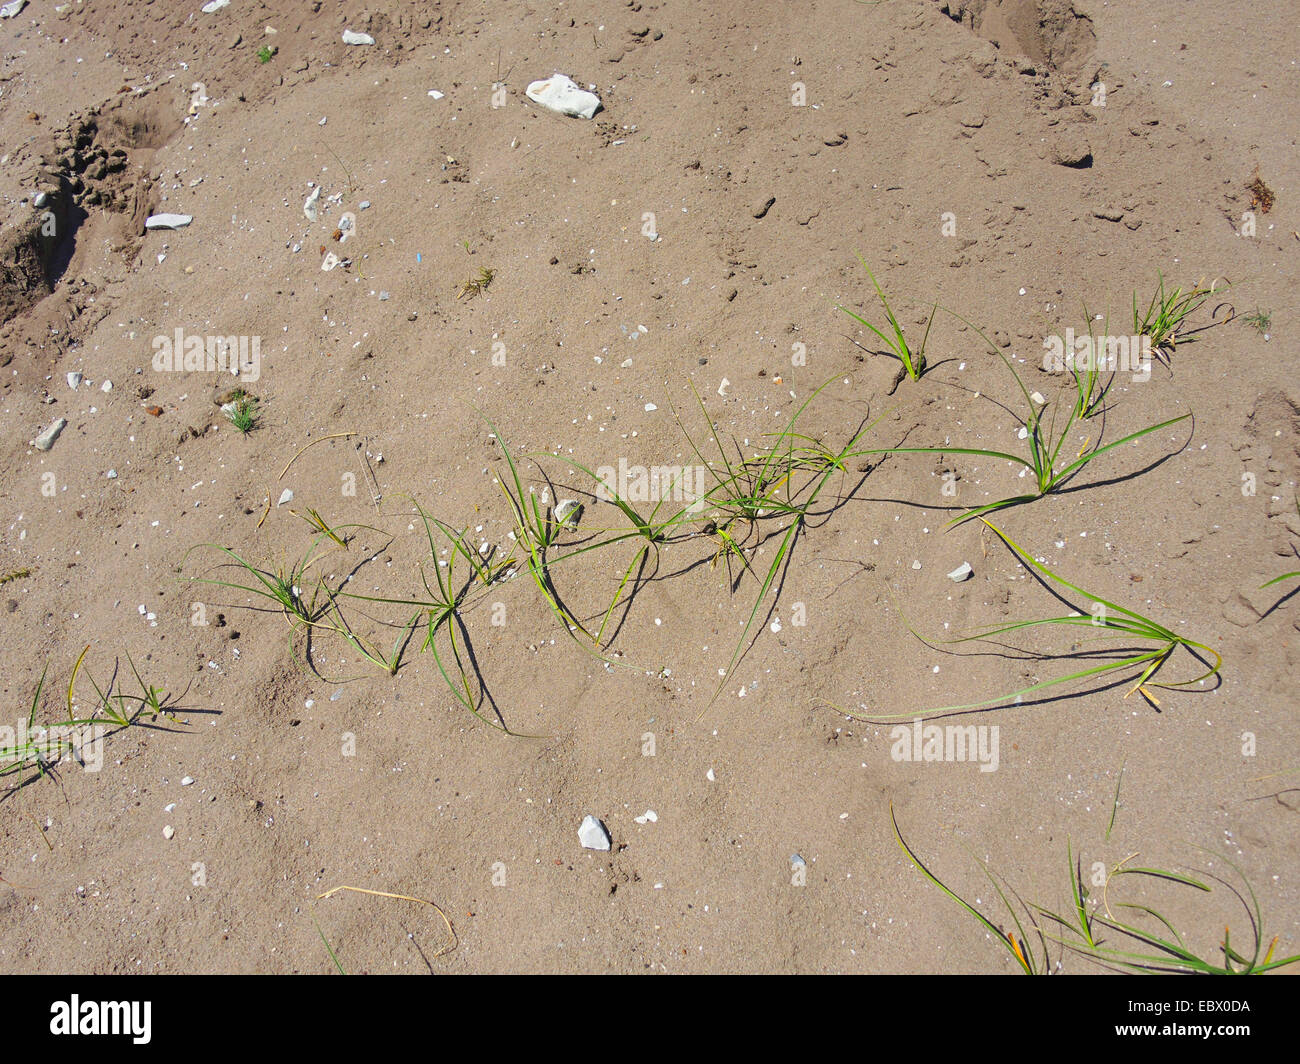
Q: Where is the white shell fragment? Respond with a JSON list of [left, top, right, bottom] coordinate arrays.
[[578, 815, 611, 851], [342, 30, 375, 46], [947, 562, 974, 582], [303, 186, 321, 222], [145, 214, 192, 230], [525, 74, 602, 119]]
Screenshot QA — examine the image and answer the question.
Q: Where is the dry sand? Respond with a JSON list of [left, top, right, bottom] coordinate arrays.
[[0, 0, 1296, 974]]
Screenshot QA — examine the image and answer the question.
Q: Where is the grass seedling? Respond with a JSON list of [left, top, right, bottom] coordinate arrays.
[[675, 377, 886, 706], [1067, 305, 1119, 420], [457, 266, 495, 300], [338, 500, 527, 732], [837, 256, 934, 383], [1240, 308, 1271, 333], [891, 803, 1051, 974], [1041, 850, 1299, 975], [256, 45, 276, 64], [224, 395, 260, 435], [857, 520, 1222, 719], [0, 666, 67, 779], [292, 507, 349, 549], [850, 343, 1190, 525], [1133, 273, 1214, 357]]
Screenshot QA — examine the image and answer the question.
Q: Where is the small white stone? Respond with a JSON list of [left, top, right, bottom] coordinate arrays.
[[644, 402, 657, 412], [67, 371, 83, 390], [717, 378, 731, 397], [525, 74, 602, 119], [947, 562, 974, 582], [342, 29, 375, 46], [0, 0, 28, 18], [578, 815, 611, 851], [428, 90, 445, 100], [201, 0, 230, 12], [145, 213, 192, 230], [706, 767, 716, 782], [303, 186, 321, 222], [101, 379, 113, 393], [911, 560, 922, 570], [633, 810, 658, 825], [181, 776, 195, 786], [277, 489, 294, 507], [163, 826, 175, 840]]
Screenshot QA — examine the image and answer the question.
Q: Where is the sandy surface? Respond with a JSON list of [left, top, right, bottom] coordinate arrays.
[[0, 0, 1296, 974]]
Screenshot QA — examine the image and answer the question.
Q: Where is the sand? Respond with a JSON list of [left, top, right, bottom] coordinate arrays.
[[0, 0, 1295, 974]]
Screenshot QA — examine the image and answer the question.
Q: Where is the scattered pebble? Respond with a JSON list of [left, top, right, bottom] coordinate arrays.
[[947, 562, 973, 582], [303, 186, 321, 222], [162, 826, 175, 840], [428, 90, 445, 100], [181, 776, 195, 786], [342, 29, 375, 46], [644, 402, 657, 412], [578, 815, 611, 851], [33, 418, 67, 452], [0, 0, 28, 18], [67, 371, 82, 390], [277, 489, 293, 507], [201, 0, 230, 11], [633, 810, 658, 825]]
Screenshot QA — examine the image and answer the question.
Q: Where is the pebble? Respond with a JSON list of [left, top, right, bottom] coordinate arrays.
[[201, 0, 229, 11], [633, 810, 658, 824], [277, 489, 293, 507], [33, 418, 67, 451], [947, 562, 973, 582], [342, 30, 375, 46], [106, 469, 117, 479], [578, 815, 611, 851], [428, 90, 445, 100], [911, 560, 922, 570], [752, 196, 776, 219], [33, 191, 48, 208], [181, 776, 195, 786], [0, 0, 27, 18], [101, 379, 112, 393], [525, 74, 602, 119], [358, 201, 371, 210], [163, 826, 175, 840], [145, 214, 193, 230], [644, 402, 657, 412], [67, 371, 82, 389], [303, 186, 321, 222]]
